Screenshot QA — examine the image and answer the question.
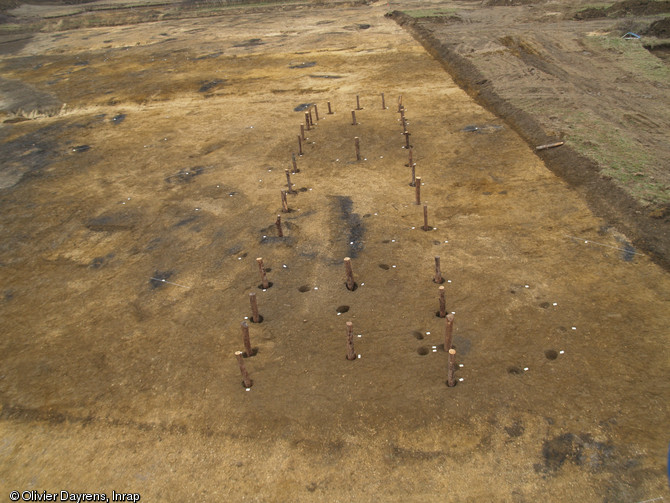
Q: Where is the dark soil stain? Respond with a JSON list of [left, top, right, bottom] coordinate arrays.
[[294, 103, 313, 112], [536, 433, 615, 474], [417, 346, 429, 355], [621, 241, 636, 262], [504, 421, 525, 438], [150, 271, 173, 289], [198, 79, 225, 93], [289, 61, 316, 69], [412, 330, 424, 340], [165, 166, 205, 184], [111, 113, 126, 125], [233, 38, 264, 48], [330, 195, 365, 258], [194, 52, 222, 60], [86, 211, 138, 232], [309, 74, 343, 79], [336, 305, 349, 314], [71, 145, 91, 153]]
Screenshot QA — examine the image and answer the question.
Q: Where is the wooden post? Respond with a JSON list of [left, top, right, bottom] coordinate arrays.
[[434, 256, 444, 284], [415, 176, 421, 205], [356, 94, 362, 110], [281, 190, 289, 213], [346, 321, 356, 360], [406, 146, 414, 167], [381, 92, 386, 109], [309, 109, 314, 126], [404, 131, 411, 149], [298, 135, 303, 156], [249, 292, 260, 323], [235, 351, 253, 388], [314, 104, 319, 121], [438, 286, 446, 318], [354, 137, 361, 161], [447, 349, 456, 387], [327, 101, 333, 114], [397, 95, 403, 113], [445, 313, 455, 352], [410, 164, 416, 187], [241, 321, 253, 357], [291, 153, 299, 174], [351, 110, 357, 125], [344, 257, 355, 291], [285, 169, 295, 194], [422, 204, 430, 231], [300, 124, 305, 140], [305, 112, 311, 130], [275, 214, 283, 238], [257, 257, 269, 289]]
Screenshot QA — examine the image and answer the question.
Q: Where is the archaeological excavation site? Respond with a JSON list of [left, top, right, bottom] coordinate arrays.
[[1, 0, 669, 500]]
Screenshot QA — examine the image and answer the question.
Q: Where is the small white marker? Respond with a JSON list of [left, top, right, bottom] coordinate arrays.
[[572, 327, 577, 330], [357, 354, 361, 359], [525, 285, 529, 288], [447, 280, 452, 283], [458, 378, 464, 382], [392, 265, 396, 268], [524, 367, 529, 371], [459, 364, 464, 368], [360, 282, 365, 286], [314, 287, 318, 290], [553, 302, 558, 306], [244, 316, 249, 320], [246, 388, 251, 391], [426, 332, 431, 335], [432, 349, 437, 353], [391, 239, 396, 242], [559, 350, 565, 354], [357, 334, 361, 338]]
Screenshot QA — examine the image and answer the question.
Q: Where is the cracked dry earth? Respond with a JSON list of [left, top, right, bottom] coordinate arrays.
[[1, 2, 669, 501]]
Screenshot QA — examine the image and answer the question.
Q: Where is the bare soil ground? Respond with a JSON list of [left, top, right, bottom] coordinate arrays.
[[390, 0, 670, 270], [0, 0, 669, 501]]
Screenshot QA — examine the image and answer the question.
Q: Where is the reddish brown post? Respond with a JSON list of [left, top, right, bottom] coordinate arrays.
[[356, 94, 362, 110], [241, 321, 253, 357], [397, 95, 403, 113], [275, 214, 283, 238], [235, 351, 253, 388], [346, 321, 356, 360], [314, 104, 319, 121], [407, 146, 414, 167], [354, 137, 361, 161], [281, 190, 289, 213], [298, 135, 303, 156], [447, 349, 456, 387], [415, 176, 421, 205], [305, 112, 311, 130], [445, 313, 455, 352], [344, 257, 355, 291], [433, 255, 444, 284], [410, 164, 416, 187], [291, 153, 299, 174], [404, 131, 411, 149], [381, 92, 386, 109], [300, 124, 305, 140], [257, 257, 269, 289], [285, 169, 296, 194], [309, 109, 314, 126], [327, 101, 333, 114], [351, 110, 357, 125], [249, 292, 260, 323], [422, 204, 430, 231], [438, 286, 446, 318]]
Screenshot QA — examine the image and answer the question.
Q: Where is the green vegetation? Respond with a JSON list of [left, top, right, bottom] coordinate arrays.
[[400, 7, 457, 18]]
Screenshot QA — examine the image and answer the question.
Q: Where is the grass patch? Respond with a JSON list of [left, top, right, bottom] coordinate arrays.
[[400, 7, 457, 18]]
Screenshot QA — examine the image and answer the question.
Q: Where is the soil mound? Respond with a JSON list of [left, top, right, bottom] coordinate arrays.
[[575, 0, 670, 19], [645, 16, 670, 37]]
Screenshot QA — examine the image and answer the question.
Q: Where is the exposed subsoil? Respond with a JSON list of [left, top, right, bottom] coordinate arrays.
[[0, 1, 669, 501]]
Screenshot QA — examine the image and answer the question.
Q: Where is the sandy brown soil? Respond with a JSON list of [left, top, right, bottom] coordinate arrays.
[[1, 1, 669, 502]]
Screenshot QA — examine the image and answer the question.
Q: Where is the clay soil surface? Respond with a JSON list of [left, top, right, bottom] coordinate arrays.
[[1, 0, 669, 501]]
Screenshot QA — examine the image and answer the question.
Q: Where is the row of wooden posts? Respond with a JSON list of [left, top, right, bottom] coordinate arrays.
[[234, 94, 459, 389]]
